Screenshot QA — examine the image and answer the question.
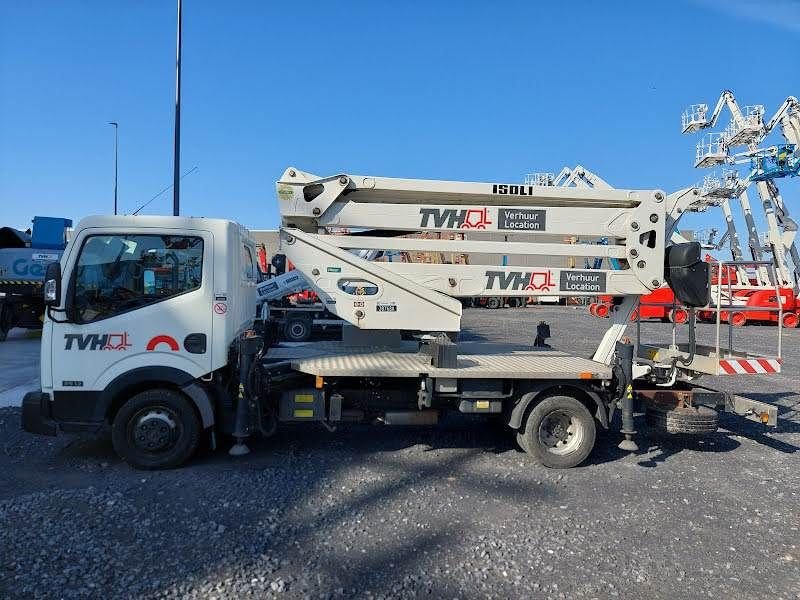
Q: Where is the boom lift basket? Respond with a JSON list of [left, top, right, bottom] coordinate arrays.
[[725, 105, 764, 147], [682, 104, 709, 134], [636, 259, 784, 377], [695, 133, 729, 168], [700, 170, 739, 199]]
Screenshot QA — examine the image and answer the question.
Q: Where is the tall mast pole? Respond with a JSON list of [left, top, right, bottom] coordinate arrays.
[[172, 0, 182, 216]]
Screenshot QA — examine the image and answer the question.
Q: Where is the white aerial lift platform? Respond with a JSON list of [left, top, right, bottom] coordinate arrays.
[[21, 169, 783, 470]]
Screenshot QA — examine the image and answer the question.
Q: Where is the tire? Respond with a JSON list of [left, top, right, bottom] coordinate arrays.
[[284, 314, 312, 341], [519, 395, 597, 469], [486, 297, 502, 310], [645, 403, 719, 434], [515, 430, 530, 453], [730, 312, 746, 327], [782, 313, 799, 329], [668, 309, 688, 324], [112, 389, 201, 470]]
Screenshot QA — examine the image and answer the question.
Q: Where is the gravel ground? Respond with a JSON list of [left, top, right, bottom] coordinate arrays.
[[1, 307, 799, 599]]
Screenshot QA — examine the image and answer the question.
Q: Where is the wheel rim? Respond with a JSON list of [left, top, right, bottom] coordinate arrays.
[[128, 406, 182, 454], [537, 409, 585, 456], [288, 321, 309, 339], [783, 314, 798, 328], [731, 313, 745, 326]]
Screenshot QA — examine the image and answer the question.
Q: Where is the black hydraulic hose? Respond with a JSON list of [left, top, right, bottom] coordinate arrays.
[[673, 307, 697, 367]]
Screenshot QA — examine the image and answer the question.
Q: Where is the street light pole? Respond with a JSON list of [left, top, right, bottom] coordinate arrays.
[[108, 121, 119, 215], [172, 0, 182, 216]]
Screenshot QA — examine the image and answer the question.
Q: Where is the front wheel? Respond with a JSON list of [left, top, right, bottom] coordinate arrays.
[[112, 389, 201, 470], [519, 395, 596, 468]]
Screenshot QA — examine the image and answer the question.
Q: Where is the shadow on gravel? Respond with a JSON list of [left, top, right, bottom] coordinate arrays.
[[455, 327, 491, 342], [635, 432, 741, 468], [142, 422, 555, 596], [254, 439, 551, 595]]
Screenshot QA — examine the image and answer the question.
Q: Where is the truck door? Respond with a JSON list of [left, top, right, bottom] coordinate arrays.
[[49, 229, 213, 407]]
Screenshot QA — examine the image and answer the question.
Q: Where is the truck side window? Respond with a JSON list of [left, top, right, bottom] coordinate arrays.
[[241, 245, 256, 281], [71, 234, 203, 323]]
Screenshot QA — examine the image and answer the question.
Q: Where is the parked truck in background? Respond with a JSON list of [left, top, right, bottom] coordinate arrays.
[[0, 217, 72, 341]]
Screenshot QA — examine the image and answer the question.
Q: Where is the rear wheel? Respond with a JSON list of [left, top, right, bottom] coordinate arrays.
[[486, 297, 502, 310], [519, 395, 596, 468], [284, 314, 313, 341], [112, 389, 201, 470]]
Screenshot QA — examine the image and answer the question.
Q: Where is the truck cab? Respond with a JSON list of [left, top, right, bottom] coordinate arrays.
[[23, 215, 257, 468]]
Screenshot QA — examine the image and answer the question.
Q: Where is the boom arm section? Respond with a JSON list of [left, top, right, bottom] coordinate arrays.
[[276, 168, 668, 332]]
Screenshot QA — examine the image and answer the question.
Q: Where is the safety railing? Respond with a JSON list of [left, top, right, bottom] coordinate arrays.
[[711, 259, 783, 360], [681, 103, 709, 133], [523, 172, 555, 186], [725, 105, 764, 146], [633, 258, 784, 375], [695, 132, 729, 168], [699, 169, 739, 199]]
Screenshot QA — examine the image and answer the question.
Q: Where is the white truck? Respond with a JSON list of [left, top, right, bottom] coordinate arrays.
[[22, 168, 783, 469]]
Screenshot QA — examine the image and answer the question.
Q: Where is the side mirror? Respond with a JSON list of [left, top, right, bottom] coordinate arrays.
[[43, 262, 62, 306], [664, 242, 710, 308]]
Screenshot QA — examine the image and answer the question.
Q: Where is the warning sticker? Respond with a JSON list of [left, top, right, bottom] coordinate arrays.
[[214, 302, 228, 315]]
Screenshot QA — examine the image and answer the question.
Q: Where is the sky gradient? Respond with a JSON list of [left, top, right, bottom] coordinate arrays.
[[1, 0, 798, 240]]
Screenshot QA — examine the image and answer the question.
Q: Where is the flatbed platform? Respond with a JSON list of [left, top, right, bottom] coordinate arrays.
[[265, 341, 612, 380]]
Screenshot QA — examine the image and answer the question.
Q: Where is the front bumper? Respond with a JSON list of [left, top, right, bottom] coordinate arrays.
[[21, 391, 58, 436]]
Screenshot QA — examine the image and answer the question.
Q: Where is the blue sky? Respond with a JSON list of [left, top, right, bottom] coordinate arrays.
[[1, 0, 798, 240]]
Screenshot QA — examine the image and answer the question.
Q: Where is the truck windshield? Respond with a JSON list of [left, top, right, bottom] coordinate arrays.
[[71, 234, 203, 323]]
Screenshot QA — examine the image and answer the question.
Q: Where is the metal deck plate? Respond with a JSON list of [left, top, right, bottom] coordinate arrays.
[[266, 341, 611, 380]]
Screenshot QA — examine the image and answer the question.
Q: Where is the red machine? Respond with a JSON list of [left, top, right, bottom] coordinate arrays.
[[704, 287, 799, 328], [591, 286, 799, 328], [589, 287, 689, 323], [589, 254, 800, 327]]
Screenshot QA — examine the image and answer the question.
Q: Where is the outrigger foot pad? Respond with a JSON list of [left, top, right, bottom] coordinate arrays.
[[618, 437, 639, 452], [229, 442, 251, 456]]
